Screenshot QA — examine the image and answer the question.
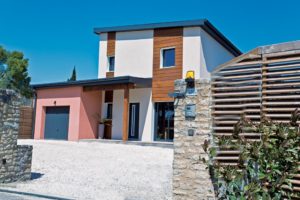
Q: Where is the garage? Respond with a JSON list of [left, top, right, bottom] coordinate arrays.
[[44, 106, 70, 140]]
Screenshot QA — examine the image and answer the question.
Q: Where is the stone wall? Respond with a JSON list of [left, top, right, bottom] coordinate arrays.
[[0, 90, 32, 183], [173, 79, 215, 200]]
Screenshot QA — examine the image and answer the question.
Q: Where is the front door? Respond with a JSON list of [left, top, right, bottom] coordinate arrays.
[[128, 103, 139, 139]]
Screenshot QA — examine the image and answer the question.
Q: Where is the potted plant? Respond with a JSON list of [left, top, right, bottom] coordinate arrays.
[[98, 118, 112, 139]]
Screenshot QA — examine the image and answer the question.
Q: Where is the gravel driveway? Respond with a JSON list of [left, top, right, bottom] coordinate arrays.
[[2, 140, 173, 200]]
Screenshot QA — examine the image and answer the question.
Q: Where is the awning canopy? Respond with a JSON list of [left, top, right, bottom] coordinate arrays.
[[32, 76, 152, 91]]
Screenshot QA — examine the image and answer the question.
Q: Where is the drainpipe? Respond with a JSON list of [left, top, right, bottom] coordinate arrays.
[[31, 91, 37, 139]]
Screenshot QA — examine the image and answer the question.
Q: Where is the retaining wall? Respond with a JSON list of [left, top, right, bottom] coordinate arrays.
[[0, 90, 32, 183]]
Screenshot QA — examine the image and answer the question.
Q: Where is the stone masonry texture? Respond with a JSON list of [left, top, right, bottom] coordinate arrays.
[[173, 79, 215, 200], [0, 89, 32, 183]]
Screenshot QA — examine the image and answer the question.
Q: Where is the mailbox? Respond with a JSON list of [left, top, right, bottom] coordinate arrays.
[[185, 104, 196, 118], [187, 129, 195, 136]]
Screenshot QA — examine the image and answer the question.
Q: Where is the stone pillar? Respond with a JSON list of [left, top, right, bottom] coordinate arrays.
[[0, 90, 32, 183], [173, 79, 215, 200]]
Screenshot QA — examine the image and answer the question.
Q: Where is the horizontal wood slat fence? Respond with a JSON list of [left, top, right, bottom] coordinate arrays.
[[212, 42, 300, 193]]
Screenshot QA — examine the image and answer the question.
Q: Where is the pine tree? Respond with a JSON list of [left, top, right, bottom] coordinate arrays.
[[68, 66, 76, 81], [0, 46, 33, 98]]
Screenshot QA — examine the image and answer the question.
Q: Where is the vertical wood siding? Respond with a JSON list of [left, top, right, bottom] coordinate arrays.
[[152, 28, 183, 102], [106, 32, 116, 78], [107, 32, 116, 56], [18, 106, 33, 139], [106, 72, 114, 78]]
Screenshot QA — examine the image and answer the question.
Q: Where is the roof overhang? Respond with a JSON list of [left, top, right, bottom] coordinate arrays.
[[93, 19, 242, 57], [32, 76, 152, 91]]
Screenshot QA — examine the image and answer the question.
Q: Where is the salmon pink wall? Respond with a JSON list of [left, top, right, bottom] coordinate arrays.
[[34, 86, 102, 141], [79, 90, 102, 139]]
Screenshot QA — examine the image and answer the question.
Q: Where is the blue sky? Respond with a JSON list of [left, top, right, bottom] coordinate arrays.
[[1, 0, 300, 84]]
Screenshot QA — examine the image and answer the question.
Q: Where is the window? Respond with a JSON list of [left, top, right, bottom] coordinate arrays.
[[108, 56, 115, 72], [106, 103, 113, 119], [161, 48, 175, 68]]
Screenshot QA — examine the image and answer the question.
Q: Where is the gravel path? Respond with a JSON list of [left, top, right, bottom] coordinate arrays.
[[3, 140, 173, 200]]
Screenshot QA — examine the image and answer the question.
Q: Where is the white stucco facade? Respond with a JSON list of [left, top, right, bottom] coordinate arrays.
[[98, 33, 108, 78], [98, 30, 153, 78], [182, 27, 235, 79], [111, 90, 124, 140], [96, 25, 238, 142], [129, 88, 153, 141], [115, 30, 153, 77], [199, 28, 235, 78], [98, 27, 236, 80], [183, 27, 202, 79], [110, 88, 153, 141]]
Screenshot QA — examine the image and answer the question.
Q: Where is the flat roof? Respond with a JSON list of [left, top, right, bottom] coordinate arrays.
[[32, 76, 152, 90], [94, 19, 242, 56]]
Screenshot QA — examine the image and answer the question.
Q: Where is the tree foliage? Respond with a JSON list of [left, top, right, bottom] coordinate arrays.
[[204, 110, 300, 199], [68, 66, 76, 81], [0, 46, 33, 98]]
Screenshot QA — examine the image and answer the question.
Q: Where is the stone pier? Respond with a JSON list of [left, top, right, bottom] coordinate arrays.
[[173, 79, 215, 200]]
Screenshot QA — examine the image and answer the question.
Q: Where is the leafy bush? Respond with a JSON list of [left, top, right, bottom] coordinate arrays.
[[204, 110, 300, 199]]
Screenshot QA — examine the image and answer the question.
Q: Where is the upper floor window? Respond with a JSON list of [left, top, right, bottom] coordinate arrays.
[[108, 56, 115, 72], [161, 47, 175, 68]]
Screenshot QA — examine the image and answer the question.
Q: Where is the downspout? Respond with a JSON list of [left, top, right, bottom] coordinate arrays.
[[31, 91, 37, 139]]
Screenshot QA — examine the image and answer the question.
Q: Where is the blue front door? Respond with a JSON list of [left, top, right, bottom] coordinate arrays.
[[44, 106, 70, 140]]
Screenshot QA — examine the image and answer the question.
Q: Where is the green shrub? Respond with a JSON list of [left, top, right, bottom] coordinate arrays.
[[204, 110, 300, 199]]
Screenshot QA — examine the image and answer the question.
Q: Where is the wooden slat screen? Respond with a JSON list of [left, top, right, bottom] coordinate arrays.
[[18, 106, 33, 139], [212, 43, 300, 193], [152, 27, 183, 102]]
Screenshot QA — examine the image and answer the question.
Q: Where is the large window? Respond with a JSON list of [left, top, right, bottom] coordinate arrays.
[[107, 56, 115, 72], [161, 48, 175, 68], [154, 102, 174, 141]]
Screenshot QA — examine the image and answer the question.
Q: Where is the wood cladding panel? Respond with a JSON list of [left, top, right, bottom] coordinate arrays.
[[107, 32, 116, 56], [106, 72, 114, 78], [152, 28, 183, 102], [106, 32, 115, 78]]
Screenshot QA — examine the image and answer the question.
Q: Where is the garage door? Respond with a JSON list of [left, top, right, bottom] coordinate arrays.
[[44, 106, 70, 140]]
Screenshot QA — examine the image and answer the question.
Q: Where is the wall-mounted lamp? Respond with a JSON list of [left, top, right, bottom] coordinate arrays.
[[185, 70, 195, 80], [185, 70, 195, 95]]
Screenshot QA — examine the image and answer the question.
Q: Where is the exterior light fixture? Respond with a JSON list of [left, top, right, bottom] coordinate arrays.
[[185, 70, 195, 95], [185, 70, 195, 80]]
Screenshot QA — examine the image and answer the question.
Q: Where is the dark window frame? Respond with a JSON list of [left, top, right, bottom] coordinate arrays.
[[108, 56, 115, 72], [106, 103, 113, 119]]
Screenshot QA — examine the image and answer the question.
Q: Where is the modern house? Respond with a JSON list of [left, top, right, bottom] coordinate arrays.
[[32, 19, 241, 142]]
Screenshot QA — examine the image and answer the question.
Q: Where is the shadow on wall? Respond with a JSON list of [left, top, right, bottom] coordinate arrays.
[[31, 172, 44, 180], [200, 29, 236, 73]]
